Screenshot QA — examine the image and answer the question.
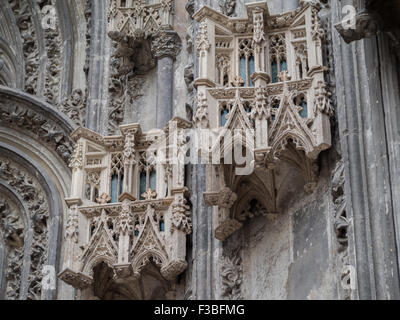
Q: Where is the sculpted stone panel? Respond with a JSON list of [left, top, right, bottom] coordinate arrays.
[[220, 247, 243, 300], [0, 157, 49, 300], [9, 0, 40, 95], [37, 0, 62, 105], [331, 160, 353, 300], [0, 198, 25, 300], [0, 90, 76, 164]]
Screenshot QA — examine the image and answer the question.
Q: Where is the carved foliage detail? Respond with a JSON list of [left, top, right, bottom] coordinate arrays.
[[219, 0, 236, 17], [171, 196, 192, 234], [9, 0, 39, 95], [332, 160, 352, 300], [221, 247, 243, 300], [0, 158, 49, 300], [0, 102, 74, 164], [0, 200, 25, 300]]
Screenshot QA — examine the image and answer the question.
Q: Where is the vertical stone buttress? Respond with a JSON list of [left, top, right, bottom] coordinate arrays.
[[332, 0, 400, 299]]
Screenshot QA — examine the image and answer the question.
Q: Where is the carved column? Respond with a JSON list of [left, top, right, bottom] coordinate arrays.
[[69, 142, 84, 199], [62, 201, 81, 273], [251, 8, 271, 165], [152, 29, 182, 129], [115, 195, 134, 276]]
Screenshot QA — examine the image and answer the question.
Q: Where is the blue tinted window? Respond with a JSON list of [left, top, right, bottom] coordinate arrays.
[[248, 56, 255, 86], [110, 174, 118, 203], [221, 108, 229, 126], [239, 56, 246, 85], [299, 99, 308, 118], [271, 60, 278, 83], [280, 59, 287, 72], [149, 170, 156, 191]]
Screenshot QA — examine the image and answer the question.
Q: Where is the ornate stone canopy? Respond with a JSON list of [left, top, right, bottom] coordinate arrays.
[[193, 1, 332, 241], [59, 118, 192, 295]]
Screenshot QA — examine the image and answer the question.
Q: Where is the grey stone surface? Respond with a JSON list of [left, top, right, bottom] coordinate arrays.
[[287, 200, 331, 299], [331, 0, 400, 300], [156, 57, 174, 128], [86, 0, 110, 135]]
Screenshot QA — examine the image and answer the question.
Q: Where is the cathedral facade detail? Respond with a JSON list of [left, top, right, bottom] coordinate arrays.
[[193, 2, 332, 241], [0, 0, 399, 300]]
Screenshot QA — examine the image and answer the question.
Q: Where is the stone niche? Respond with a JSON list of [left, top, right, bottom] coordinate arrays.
[[58, 117, 192, 300], [192, 1, 333, 241]]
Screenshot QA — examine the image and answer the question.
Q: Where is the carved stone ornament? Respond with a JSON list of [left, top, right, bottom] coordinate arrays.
[[108, 0, 174, 37], [332, 160, 353, 299], [171, 196, 192, 234], [221, 247, 243, 300], [0, 93, 75, 165], [151, 29, 182, 60], [141, 188, 157, 200], [96, 193, 111, 204], [196, 22, 210, 52], [193, 92, 209, 129], [109, 30, 156, 76], [0, 158, 49, 300], [335, 10, 381, 44], [193, 2, 332, 241], [219, 0, 236, 17], [59, 120, 192, 291]]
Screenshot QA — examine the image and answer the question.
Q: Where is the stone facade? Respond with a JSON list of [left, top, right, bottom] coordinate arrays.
[[0, 0, 399, 300]]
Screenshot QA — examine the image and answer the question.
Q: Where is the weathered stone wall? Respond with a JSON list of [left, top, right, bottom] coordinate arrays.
[[218, 151, 340, 300]]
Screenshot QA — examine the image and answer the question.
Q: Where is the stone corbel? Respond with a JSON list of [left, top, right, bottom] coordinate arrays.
[[58, 269, 93, 290], [109, 30, 156, 76], [335, 10, 381, 44], [205, 187, 242, 241]]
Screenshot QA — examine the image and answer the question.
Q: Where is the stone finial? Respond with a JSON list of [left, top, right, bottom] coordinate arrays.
[[141, 189, 157, 200]]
